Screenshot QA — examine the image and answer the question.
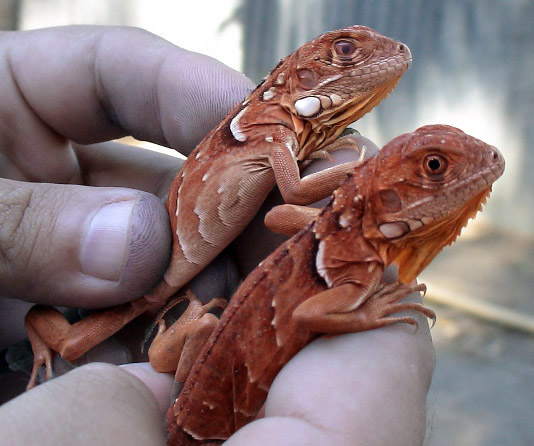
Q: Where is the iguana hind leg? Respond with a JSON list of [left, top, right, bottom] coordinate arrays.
[[148, 290, 227, 386], [25, 297, 152, 389]]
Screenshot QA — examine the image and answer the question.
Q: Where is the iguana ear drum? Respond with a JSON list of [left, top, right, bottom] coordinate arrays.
[[378, 189, 402, 213], [296, 68, 317, 89]]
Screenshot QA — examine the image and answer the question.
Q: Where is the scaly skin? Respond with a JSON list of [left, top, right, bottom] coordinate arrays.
[[163, 125, 505, 445], [24, 25, 411, 388]]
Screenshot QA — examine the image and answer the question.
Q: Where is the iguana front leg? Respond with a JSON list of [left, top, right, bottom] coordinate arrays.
[[271, 131, 365, 205], [267, 202, 435, 332], [265, 132, 367, 236], [294, 280, 434, 334]]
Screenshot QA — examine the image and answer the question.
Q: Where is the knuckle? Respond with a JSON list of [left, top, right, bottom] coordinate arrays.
[[0, 187, 35, 266], [0, 185, 59, 274]]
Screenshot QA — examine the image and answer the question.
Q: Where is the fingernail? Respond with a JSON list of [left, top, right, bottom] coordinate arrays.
[[80, 200, 136, 281]]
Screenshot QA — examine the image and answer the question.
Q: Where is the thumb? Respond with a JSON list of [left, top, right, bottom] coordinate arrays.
[[0, 178, 170, 308]]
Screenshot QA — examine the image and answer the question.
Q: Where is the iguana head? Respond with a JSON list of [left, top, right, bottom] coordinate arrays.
[[227, 26, 410, 164], [364, 125, 505, 283], [257, 25, 412, 160], [291, 26, 410, 160]]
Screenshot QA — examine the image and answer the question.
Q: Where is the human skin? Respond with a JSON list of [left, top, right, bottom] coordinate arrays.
[[0, 26, 434, 445]]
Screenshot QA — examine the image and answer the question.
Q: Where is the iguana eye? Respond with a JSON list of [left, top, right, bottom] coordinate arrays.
[[334, 39, 358, 59], [423, 154, 448, 176]]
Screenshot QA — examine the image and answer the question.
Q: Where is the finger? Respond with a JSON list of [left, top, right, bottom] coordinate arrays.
[[228, 294, 434, 445], [1, 26, 254, 181], [121, 362, 174, 417], [73, 141, 182, 198], [0, 363, 167, 445], [0, 179, 170, 307]]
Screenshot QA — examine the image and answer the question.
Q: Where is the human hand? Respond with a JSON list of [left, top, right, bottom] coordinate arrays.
[[0, 25, 434, 445], [0, 24, 253, 348], [0, 23, 252, 440], [1, 312, 433, 446]]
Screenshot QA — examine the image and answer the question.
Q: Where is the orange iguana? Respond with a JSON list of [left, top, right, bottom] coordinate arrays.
[[151, 125, 505, 445]]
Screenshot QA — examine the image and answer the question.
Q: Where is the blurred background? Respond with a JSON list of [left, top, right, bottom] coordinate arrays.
[[1, 1, 532, 444]]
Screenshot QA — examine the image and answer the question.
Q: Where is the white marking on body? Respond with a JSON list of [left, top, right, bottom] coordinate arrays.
[[379, 222, 407, 239], [175, 184, 183, 217], [275, 73, 286, 85], [275, 333, 283, 347], [315, 241, 333, 287], [202, 401, 215, 410], [195, 151, 202, 160], [404, 195, 434, 211], [319, 95, 332, 109], [330, 94, 343, 105], [315, 74, 342, 88], [230, 108, 248, 142], [262, 88, 275, 101], [295, 96, 321, 117], [339, 214, 350, 228], [202, 172, 209, 182], [408, 219, 423, 231], [265, 136, 274, 143], [285, 140, 297, 155]]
